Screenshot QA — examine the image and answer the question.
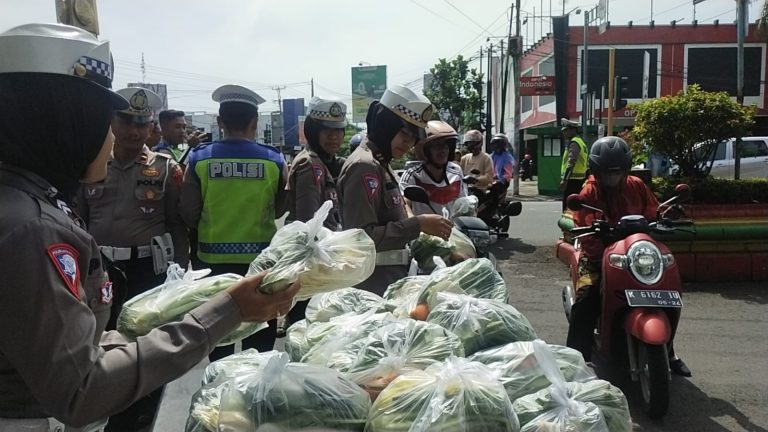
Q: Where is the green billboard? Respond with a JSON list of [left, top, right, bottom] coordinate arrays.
[[351, 65, 387, 123]]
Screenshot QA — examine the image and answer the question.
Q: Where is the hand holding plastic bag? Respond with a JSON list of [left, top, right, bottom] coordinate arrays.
[[511, 340, 632, 432], [248, 201, 376, 300], [366, 356, 520, 432], [304, 288, 386, 323], [409, 228, 476, 271], [427, 293, 537, 355]]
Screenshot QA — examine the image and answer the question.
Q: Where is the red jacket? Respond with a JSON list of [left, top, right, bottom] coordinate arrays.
[[572, 175, 659, 261]]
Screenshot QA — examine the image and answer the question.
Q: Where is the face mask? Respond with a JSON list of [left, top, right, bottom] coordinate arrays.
[[80, 129, 115, 183], [600, 172, 625, 188]]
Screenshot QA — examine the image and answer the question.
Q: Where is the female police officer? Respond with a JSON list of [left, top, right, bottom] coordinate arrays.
[[0, 23, 298, 430], [338, 85, 453, 295]]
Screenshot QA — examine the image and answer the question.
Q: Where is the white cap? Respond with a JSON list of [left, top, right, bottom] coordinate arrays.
[[307, 96, 347, 128], [115, 87, 162, 124], [0, 23, 127, 109], [212, 84, 265, 108], [379, 84, 433, 128], [560, 118, 580, 130]]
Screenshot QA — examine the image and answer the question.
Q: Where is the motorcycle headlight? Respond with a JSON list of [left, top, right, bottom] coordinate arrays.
[[627, 240, 664, 285]]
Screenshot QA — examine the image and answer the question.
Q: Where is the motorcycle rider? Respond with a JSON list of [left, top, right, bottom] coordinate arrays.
[[459, 129, 494, 191], [490, 133, 516, 185], [520, 153, 534, 181], [400, 120, 466, 216], [567, 136, 691, 377]]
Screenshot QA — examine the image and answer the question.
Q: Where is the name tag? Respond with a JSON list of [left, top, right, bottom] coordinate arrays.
[[209, 162, 265, 179]]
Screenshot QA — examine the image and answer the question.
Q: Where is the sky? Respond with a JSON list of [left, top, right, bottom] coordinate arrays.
[[0, 0, 759, 115]]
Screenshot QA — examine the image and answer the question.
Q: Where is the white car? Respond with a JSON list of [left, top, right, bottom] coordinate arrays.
[[701, 137, 768, 179]]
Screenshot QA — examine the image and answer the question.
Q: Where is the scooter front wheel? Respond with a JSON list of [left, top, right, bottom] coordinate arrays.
[[636, 340, 670, 419]]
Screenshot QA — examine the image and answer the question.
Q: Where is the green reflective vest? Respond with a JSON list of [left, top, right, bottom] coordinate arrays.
[[561, 136, 589, 180]]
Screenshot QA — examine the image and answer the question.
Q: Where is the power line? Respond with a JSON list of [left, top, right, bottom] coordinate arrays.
[[442, 0, 496, 35], [410, 0, 463, 27]]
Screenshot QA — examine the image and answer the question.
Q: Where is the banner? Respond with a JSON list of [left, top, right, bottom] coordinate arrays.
[[519, 76, 556, 96], [351, 65, 387, 123]]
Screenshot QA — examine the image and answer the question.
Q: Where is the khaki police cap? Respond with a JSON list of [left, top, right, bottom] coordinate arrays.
[[115, 87, 162, 124], [307, 96, 347, 129], [0, 23, 127, 109], [379, 84, 433, 128], [212, 84, 265, 109]]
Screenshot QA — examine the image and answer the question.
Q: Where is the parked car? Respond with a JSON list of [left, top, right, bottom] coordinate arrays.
[[697, 137, 768, 178]]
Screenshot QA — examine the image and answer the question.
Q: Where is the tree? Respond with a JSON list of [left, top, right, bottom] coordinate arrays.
[[757, 0, 768, 34], [630, 84, 755, 178], [423, 55, 485, 133]]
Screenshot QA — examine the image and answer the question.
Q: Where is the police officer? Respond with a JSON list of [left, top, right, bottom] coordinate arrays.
[[0, 23, 298, 431], [179, 84, 288, 358], [78, 86, 189, 330], [286, 96, 347, 230], [560, 118, 589, 211], [338, 85, 453, 296]]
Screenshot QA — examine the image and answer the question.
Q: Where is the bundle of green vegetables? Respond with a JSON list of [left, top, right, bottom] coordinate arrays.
[[304, 288, 386, 323], [383, 275, 429, 302], [511, 341, 631, 432], [186, 350, 282, 432], [323, 320, 464, 400], [409, 228, 476, 271], [426, 293, 537, 355], [247, 201, 376, 300], [366, 356, 520, 432], [469, 340, 596, 403], [216, 353, 371, 431], [117, 270, 265, 345], [284, 319, 309, 362]]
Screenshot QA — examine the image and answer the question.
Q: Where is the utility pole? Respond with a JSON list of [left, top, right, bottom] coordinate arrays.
[[486, 42, 494, 150], [512, 0, 522, 196], [607, 48, 616, 135], [581, 9, 589, 140], [479, 46, 484, 76], [735, 0, 747, 179], [310, 78, 314, 97], [499, 37, 506, 133], [273, 85, 286, 149], [141, 53, 146, 83]]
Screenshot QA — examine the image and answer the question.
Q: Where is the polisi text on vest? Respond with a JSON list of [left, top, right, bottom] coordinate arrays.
[[209, 162, 265, 179]]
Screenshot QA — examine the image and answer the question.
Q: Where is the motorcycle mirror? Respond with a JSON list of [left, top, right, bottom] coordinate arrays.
[[566, 194, 584, 211], [470, 169, 481, 175], [674, 184, 692, 202], [403, 185, 430, 204], [503, 201, 523, 216]]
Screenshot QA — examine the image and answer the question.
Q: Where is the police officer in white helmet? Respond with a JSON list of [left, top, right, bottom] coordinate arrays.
[[0, 23, 298, 431], [338, 85, 453, 295]]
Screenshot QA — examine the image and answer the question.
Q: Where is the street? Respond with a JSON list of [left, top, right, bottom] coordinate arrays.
[[494, 200, 768, 431]]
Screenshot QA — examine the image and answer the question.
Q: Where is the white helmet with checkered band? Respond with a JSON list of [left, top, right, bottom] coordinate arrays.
[[0, 23, 127, 109], [380, 84, 433, 129], [307, 96, 347, 129]]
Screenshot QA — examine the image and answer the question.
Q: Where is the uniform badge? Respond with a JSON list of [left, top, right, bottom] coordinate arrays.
[[391, 194, 402, 206], [139, 206, 156, 214], [100, 281, 114, 304], [329, 103, 343, 118], [47, 243, 80, 300], [145, 190, 156, 200], [142, 166, 160, 177], [362, 174, 380, 201], [86, 187, 98, 197], [312, 164, 324, 185]]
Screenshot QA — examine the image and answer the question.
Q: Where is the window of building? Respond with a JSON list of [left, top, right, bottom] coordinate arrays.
[[687, 47, 762, 96], [543, 137, 562, 157], [522, 69, 533, 112], [581, 47, 659, 98], [538, 56, 556, 106]]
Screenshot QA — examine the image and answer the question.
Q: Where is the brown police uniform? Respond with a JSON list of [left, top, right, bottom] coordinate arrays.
[[0, 164, 241, 427], [78, 146, 188, 330], [338, 139, 420, 295], [285, 148, 342, 230]]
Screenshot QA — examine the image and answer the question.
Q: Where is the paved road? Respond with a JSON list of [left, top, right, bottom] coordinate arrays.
[[494, 201, 768, 431]]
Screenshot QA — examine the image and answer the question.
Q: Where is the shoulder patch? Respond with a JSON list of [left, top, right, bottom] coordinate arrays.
[[100, 281, 114, 304], [312, 163, 324, 185], [171, 164, 184, 185], [47, 243, 80, 300], [362, 173, 381, 201]]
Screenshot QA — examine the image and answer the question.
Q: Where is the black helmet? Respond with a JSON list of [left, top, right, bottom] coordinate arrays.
[[589, 136, 632, 172]]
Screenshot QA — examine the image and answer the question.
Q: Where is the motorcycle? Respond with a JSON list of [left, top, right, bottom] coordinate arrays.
[[463, 169, 515, 238], [561, 184, 693, 419], [519, 156, 534, 181]]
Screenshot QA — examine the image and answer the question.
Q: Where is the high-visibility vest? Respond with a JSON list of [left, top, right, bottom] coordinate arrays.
[[561, 136, 589, 180]]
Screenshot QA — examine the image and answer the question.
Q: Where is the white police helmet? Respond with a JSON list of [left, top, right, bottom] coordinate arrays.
[[212, 84, 265, 108], [307, 96, 347, 129], [115, 87, 162, 124], [379, 84, 433, 128], [0, 23, 127, 109]]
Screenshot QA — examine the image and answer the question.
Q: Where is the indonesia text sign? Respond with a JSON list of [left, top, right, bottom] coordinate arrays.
[[351, 65, 387, 123], [520, 76, 556, 96]]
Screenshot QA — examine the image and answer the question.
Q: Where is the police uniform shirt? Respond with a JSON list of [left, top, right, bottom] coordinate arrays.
[[78, 145, 189, 267], [285, 148, 342, 230], [0, 164, 241, 424]]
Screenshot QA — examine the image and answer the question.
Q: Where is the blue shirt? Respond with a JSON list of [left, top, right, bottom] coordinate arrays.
[[492, 151, 516, 183]]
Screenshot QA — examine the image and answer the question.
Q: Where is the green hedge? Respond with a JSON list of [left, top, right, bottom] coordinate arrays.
[[652, 177, 768, 204]]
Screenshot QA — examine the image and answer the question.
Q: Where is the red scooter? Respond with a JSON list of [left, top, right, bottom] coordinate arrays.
[[561, 184, 693, 419]]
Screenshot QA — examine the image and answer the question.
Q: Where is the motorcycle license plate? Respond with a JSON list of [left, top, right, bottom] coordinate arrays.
[[625, 290, 683, 308]]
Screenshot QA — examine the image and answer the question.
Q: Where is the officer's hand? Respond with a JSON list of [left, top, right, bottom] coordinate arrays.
[[227, 272, 301, 322], [418, 214, 454, 241], [187, 131, 205, 148]]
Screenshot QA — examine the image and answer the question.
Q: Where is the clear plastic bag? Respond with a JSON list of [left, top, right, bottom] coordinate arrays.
[[202, 349, 282, 386], [511, 341, 632, 432], [323, 320, 465, 400], [301, 311, 399, 366], [216, 353, 371, 432], [284, 319, 309, 362], [410, 229, 477, 271], [469, 340, 596, 403], [450, 195, 479, 217], [366, 356, 520, 432], [247, 201, 376, 300], [304, 287, 386, 323], [117, 264, 266, 345], [426, 293, 537, 355]]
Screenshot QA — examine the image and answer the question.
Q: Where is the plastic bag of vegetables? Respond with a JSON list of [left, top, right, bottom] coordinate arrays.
[[284, 319, 309, 362], [323, 320, 465, 400], [511, 341, 631, 432], [409, 228, 476, 271], [301, 311, 399, 366], [426, 293, 537, 355], [366, 356, 520, 432], [117, 265, 266, 345], [215, 352, 371, 432], [247, 201, 376, 300], [186, 350, 283, 432], [450, 195, 479, 217], [469, 340, 595, 403], [304, 288, 386, 323]]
